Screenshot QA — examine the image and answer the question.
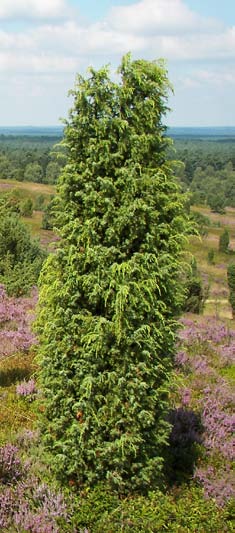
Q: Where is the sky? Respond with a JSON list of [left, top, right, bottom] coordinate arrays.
[[0, 0, 234, 127]]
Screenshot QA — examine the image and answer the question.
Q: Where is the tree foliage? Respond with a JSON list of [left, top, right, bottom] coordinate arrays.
[[219, 229, 230, 254], [0, 206, 46, 295], [36, 55, 189, 493], [0, 134, 64, 184], [183, 257, 207, 314], [227, 263, 235, 317]]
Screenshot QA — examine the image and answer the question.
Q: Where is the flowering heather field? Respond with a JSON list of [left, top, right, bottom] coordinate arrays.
[[0, 284, 37, 357], [176, 315, 235, 506], [0, 283, 234, 530]]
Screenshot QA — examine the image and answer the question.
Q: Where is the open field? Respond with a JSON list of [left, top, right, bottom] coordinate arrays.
[[190, 205, 235, 319], [0, 178, 56, 248], [0, 178, 55, 196]]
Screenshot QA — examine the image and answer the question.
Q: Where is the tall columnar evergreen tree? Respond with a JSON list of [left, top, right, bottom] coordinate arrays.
[[227, 263, 235, 318], [219, 228, 230, 254], [36, 55, 189, 493]]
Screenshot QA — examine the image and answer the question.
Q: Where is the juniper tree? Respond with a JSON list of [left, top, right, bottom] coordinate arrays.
[[227, 263, 235, 318], [36, 54, 188, 493], [219, 229, 230, 254]]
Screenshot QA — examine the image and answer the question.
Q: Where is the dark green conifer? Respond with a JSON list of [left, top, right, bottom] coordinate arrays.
[[36, 55, 189, 492], [219, 229, 230, 254], [227, 263, 235, 318]]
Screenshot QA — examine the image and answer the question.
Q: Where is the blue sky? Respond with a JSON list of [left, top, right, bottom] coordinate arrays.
[[0, 0, 234, 126]]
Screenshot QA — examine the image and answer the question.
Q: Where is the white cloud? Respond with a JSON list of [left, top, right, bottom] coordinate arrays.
[[0, 0, 233, 78], [0, 0, 69, 20], [0, 0, 234, 126], [148, 26, 235, 61], [181, 68, 235, 89], [108, 0, 222, 35], [0, 50, 78, 74], [0, 18, 234, 77]]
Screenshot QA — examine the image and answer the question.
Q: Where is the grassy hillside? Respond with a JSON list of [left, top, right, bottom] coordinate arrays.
[[0, 178, 56, 248], [190, 205, 235, 319]]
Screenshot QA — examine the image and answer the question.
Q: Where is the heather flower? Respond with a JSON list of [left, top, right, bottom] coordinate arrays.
[[175, 350, 189, 367], [194, 465, 235, 506], [0, 478, 68, 532], [176, 315, 235, 504], [0, 444, 22, 483], [180, 387, 191, 406], [0, 287, 38, 358], [16, 378, 37, 398], [219, 342, 235, 366]]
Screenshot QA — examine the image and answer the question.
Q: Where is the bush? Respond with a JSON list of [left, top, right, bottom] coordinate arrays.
[[70, 484, 234, 532], [41, 197, 55, 230], [183, 258, 207, 313], [219, 229, 230, 254], [20, 197, 33, 217], [227, 263, 235, 317], [191, 210, 210, 236], [0, 210, 46, 295], [207, 248, 215, 264]]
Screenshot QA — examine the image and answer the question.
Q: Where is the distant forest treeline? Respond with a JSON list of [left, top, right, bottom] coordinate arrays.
[[0, 128, 235, 210], [0, 134, 65, 184], [169, 137, 235, 210]]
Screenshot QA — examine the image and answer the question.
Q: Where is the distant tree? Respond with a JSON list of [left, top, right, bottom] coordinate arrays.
[[34, 193, 46, 210], [191, 210, 210, 236], [0, 208, 45, 295], [0, 155, 13, 179], [41, 196, 55, 230], [219, 229, 230, 254], [207, 248, 215, 265], [227, 263, 235, 318], [208, 194, 226, 214], [36, 55, 189, 493], [24, 162, 43, 183], [183, 257, 206, 314], [45, 161, 61, 183], [20, 197, 33, 217]]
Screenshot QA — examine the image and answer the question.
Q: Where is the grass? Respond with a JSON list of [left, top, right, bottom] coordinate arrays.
[[189, 205, 235, 318], [0, 178, 55, 196], [0, 351, 37, 444], [0, 177, 57, 248], [22, 211, 56, 247]]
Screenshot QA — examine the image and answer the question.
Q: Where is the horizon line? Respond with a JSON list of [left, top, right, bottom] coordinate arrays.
[[0, 125, 235, 129]]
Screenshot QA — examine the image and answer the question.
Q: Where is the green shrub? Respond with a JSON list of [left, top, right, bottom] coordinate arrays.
[[41, 197, 55, 230], [20, 197, 33, 217], [34, 193, 46, 210], [0, 210, 46, 295], [69, 484, 234, 532], [191, 210, 210, 236], [183, 258, 207, 314], [219, 229, 230, 254], [227, 263, 235, 317], [207, 248, 215, 264]]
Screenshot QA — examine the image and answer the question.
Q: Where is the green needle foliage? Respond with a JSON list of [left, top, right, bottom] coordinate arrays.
[[227, 263, 235, 317], [0, 206, 46, 296], [219, 228, 230, 254], [36, 54, 189, 493]]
